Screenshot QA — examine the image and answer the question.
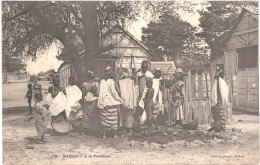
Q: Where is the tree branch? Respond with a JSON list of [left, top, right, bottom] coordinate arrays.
[[69, 24, 86, 42]]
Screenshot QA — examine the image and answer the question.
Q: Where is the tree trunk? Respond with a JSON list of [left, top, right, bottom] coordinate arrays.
[[81, 2, 99, 73]]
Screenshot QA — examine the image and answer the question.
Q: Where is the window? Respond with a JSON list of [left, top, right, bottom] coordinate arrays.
[[237, 45, 258, 69]]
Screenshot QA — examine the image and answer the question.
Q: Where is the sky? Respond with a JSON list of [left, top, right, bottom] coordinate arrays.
[[26, 1, 209, 75]]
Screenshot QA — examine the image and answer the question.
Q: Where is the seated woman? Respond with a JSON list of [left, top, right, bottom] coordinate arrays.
[[46, 73, 71, 125]]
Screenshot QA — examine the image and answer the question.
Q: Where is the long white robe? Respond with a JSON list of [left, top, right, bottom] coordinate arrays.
[[66, 85, 82, 112], [210, 77, 229, 108], [97, 79, 122, 109], [46, 92, 71, 118]]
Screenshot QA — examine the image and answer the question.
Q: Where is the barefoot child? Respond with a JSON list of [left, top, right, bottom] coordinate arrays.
[[144, 77, 159, 130], [25, 84, 33, 115], [35, 94, 47, 143]]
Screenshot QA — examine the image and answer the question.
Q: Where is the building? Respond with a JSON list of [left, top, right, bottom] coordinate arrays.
[[100, 25, 152, 76], [224, 10, 258, 110]]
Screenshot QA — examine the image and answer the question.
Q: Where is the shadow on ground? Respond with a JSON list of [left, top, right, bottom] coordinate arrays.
[[3, 106, 29, 114]]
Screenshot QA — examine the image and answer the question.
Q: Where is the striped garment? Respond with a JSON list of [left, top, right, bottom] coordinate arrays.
[[100, 105, 118, 130]]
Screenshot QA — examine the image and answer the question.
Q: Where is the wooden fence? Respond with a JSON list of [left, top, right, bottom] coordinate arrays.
[[114, 67, 232, 125], [162, 71, 232, 125]]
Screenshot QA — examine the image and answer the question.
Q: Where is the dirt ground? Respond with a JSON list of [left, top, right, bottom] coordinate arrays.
[[2, 81, 259, 165]]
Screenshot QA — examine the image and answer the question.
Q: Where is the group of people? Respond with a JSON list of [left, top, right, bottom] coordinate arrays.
[[25, 60, 228, 143]]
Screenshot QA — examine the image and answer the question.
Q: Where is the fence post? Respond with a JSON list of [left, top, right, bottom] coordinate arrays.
[[206, 72, 212, 124], [202, 72, 207, 98], [195, 72, 199, 98], [232, 74, 237, 106]]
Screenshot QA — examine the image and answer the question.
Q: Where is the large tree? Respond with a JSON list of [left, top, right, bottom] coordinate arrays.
[[197, 1, 258, 61], [2, 1, 140, 83]]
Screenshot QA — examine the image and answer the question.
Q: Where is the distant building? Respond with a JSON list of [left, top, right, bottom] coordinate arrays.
[[150, 61, 176, 74], [58, 62, 78, 88]]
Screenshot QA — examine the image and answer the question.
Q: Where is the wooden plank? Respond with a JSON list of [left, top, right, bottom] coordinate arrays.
[[206, 72, 211, 98], [195, 73, 199, 98], [227, 101, 231, 124], [197, 100, 202, 124], [187, 70, 192, 122], [237, 82, 247, 88], [198, 75, 203, 99], [234, 74, 239, 106], [238, 76, 247, 82], [248, 16, 257, 22], [206, 100, 211, 124], [237, 88, 247, 95], [184, 76, 189, 122], [202, 73, 207, 98], [228, 42, 248, 49], [237, 99, 247, 106], [238, 94, 247, 99], [193, 99, 198, 121], [248, 94, 258, 100], [248, 100, 258, 108], [248, 71, 258, 77], [248, 82, 258, 89], [183, 76, 187, 121], [237, 70, 247, 76], [246, 68, 249, 107], [191, 75, 195, 98], [203, 100, 208, 124], [248, 89, 258, 95], [248, 67, 258, 71], [248, 21, 258, 28], [248, 77, 258, 83]]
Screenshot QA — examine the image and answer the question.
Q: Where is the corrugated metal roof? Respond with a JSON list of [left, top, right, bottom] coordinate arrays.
[[151, 61, 176, 74]]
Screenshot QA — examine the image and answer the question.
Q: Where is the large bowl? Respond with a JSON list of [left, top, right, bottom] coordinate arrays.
[[51, 120, 71, 134]]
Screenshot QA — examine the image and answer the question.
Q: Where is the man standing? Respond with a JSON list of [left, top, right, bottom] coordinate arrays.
[[208, 67, 228, 132]]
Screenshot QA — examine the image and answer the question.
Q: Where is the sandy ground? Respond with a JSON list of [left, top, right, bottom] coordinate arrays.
[[2, 81, 259, 165]]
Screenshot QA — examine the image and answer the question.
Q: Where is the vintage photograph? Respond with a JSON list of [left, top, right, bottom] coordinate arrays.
[[2, 1, 259, 164]]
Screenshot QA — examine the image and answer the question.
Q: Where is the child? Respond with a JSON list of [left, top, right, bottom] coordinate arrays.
[[144, 77, 159, 130], [35, 94, 47, 143], [25, 84, 33, 115]]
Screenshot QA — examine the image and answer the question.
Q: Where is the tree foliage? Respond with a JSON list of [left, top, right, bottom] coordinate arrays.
[[2, 1, 140, 81], [141, 14, 195, 61], [197, 1, 258, 61]]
